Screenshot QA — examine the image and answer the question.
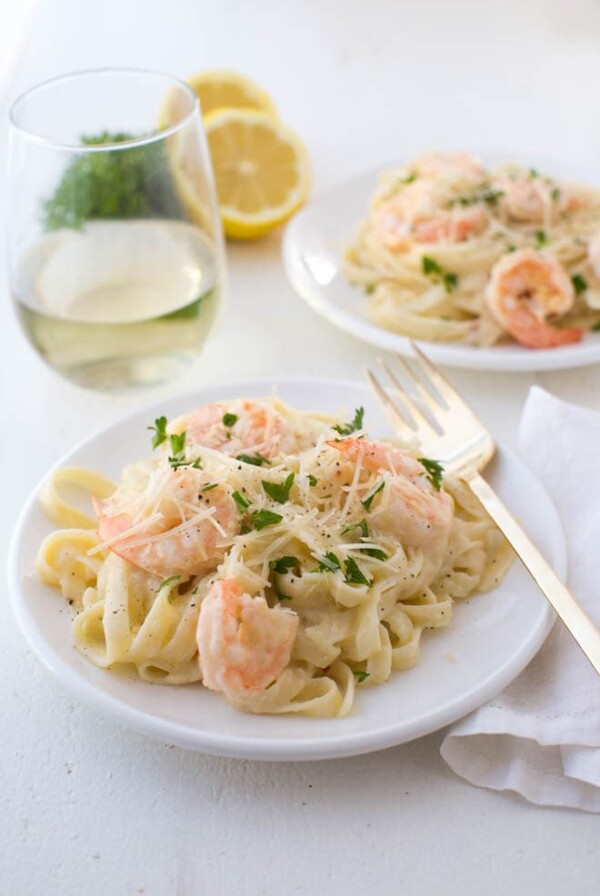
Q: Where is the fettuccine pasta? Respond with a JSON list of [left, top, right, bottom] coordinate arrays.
[[36, 396, 512, 717], [344, 152, 600, 348]]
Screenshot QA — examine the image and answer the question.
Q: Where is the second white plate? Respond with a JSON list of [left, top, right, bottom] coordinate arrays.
[[9, 378, 564, 760], [283, 162, 600, 371]]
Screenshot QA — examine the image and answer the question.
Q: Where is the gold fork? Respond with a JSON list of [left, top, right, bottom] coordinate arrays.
[[366, 342, 600, 675]]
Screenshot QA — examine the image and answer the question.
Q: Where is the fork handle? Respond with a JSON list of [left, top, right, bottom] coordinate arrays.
[[465, 471, 600, 675]]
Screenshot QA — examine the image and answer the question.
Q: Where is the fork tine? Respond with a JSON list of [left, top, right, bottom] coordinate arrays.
[[391, 356, 447, 429], [364, 368, 417, 440], [380, 358, 438, 435], [408, 341, 460, 408]]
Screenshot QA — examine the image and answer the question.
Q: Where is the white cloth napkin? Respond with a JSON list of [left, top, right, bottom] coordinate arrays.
[[440, 386, 600, 813]]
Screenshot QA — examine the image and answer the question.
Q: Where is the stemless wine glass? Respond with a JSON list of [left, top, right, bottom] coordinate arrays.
[[7, 68, 226, 389]]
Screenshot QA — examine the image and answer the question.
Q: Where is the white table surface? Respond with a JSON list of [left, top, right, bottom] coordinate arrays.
[[2, 1, 600, 893]]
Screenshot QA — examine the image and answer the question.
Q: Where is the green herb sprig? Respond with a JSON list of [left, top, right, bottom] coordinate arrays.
[[422, 256, 459, 293], [262, 473, 295, 504], [418, 457, 443, 491], [332, 407, 365, 437], [43, 131, 182, 231]]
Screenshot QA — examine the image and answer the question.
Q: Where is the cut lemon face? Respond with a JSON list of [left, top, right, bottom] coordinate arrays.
[[204, 109, 311, 239], [187, 70, 277, 118]]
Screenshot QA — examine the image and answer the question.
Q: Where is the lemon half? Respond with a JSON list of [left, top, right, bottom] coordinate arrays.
[[204, 108, 310, 239], [187, 69, 277, 118]]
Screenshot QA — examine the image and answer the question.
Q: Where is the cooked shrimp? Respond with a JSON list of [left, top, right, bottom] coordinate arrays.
[[198, 579, 298, 694], [498, 175, 579, 224], [486, 249, 582, 349], [414, 151, 485, 182], [95, 465, 237, 578], [169, 400, 304, 459], [375, 179, 485, 250], [327, 437, 453, 552]]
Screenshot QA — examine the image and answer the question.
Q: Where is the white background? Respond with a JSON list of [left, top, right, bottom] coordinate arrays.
[[2, 0, 600, 893]]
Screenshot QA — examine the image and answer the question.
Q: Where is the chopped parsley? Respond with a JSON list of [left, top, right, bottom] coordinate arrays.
[[332, 407, 365, 437], [307, 474, 318, 487], [342, 519, 387, 560], [534, 229, 548, 247], [250, 509, 283, 530], [365, 283, 376, 295], [165, 431, 202, 469], [157, 575, 180, 593], [318, 552, 341, 573], [344, 557, 371, 586], [443, 271, 458, 293], [396, 171, 416, 186], [236, 452, 271, 467], [529, 167, 539, 179], [572, 274, 588, 295], [422, 256, 442, 276], [591, 321, 600, 331], [148, 416, 168, 449], [361, 479, 385, 511], [232, 490, 251, 513], [551, 186, 561, 202], [418, 457, 443, 491], [269, 556, 300, 575], [262, 472, 295, 504], [353, 670, 370, 684], [341, 519, 369, 538], [361, 545, 388, 561], [199, 482, 218, 492], [222, 413, 238, 427], [453, 187, 504, 207], [422, 255, 459, 294], [169, 432, 186, 455], [275, 591, 293, 602]]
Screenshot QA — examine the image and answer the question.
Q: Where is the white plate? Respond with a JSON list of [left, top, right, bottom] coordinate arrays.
[[283, 162, 600, 371], [8, 378, 564, 760]]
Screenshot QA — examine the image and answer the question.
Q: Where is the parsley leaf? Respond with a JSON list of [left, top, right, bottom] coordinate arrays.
[[332, 407, 365, 437], [341, 519, 369, 538], [236, 452, 271, 467], [572, 274, 588, 295], [365, 283, 376, 295], [275, 591, 293, 601], [232, 491, 251, 513], [318, 552, 341, 573], [157, 575, 181, 593], [591, 321, 600, 332], [535, 229, 548, 247], [353, 670, 370, 683], [169, 432, 186, 455], [453, 187, 504, 207], [148, 416, 168, 449], [262, 472, 295, 504], [307, 474, 317, 487], [361, 479, 385, 511], [251, 509, 283, 530], [443, 272, 458, 293], [344, 558, 371, 586], [270, 556, 300, 574], [199, 482, 218, 492], [166, 431, 203, 469], [222, 413, 238, 427], [361, 545, 388, 561], [418, 457, 443, 491], [422, 256, 459, 294], [551, 186, 561, 202], [422, 255, 442, 276], [529, 167, 539, 179]]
